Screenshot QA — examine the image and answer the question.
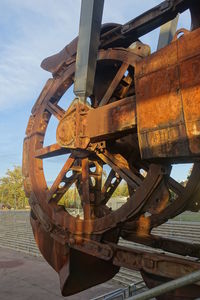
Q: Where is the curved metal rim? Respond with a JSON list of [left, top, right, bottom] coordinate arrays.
[[24, 48, 167, 235]]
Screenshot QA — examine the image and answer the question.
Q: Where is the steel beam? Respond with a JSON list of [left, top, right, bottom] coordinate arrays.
[[100, 0, 187, 48], [74, 0, 104, 100]]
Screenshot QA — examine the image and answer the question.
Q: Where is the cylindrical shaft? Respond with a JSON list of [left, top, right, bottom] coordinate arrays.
[[128, 270, 200, 300]]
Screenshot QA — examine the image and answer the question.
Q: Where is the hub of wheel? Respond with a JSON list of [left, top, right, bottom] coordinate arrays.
[[56, 98, 90, 149], [57, 95, 137, 151]]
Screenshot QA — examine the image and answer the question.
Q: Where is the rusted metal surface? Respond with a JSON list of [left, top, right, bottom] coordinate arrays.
[[135, 26, 200, 160], [111, 244, 200, 281], [57, 96, 136, 149], [22, 1, 200, 299]]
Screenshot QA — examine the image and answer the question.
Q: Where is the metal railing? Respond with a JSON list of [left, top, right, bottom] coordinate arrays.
[[91, 288, 125, 300]]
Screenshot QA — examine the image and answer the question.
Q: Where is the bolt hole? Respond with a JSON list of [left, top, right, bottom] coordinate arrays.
[[65, 170, 73, 178], [111, 178, 116, 185], [86, 97, 92, 106], [90, 166, 96, 173], [177, 31, 184, 39], [144, 212, 152, 217], [59, 182, 65, 188], [139, 169, 147, 177], [124, 70, 129, 76], [90, 177, 95, 186]]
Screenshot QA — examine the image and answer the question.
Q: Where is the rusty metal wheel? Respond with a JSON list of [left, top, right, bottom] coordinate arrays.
[[23, 36, 200, 298], [23, 46, 169, 237]]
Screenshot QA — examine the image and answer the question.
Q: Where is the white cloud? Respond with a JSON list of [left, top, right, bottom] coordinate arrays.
[[0, 0, 81, 110]]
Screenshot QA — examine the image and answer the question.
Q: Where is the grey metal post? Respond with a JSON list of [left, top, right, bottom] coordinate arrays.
[[157, 14, 179, 50], [127, 269, 200, 300], [74, 0, 104, 101]]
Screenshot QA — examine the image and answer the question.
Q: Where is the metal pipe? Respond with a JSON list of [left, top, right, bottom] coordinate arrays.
[[128, 270, 200, 300]]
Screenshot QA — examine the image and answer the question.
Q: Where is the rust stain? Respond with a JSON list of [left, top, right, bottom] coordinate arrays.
[[135, 26, 200, 159], [137, 215, 150, 237]]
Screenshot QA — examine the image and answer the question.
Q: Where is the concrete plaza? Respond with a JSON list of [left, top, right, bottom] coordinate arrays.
[[0, 247, 121, 300]]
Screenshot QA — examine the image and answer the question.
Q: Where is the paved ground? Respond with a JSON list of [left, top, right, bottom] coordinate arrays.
[[0, 247, 122, 300]]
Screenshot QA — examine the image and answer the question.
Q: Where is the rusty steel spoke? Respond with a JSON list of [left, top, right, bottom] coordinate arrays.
[[35, 143, 70, 159], [51, 172, 80, 203], [81, 158, 91, 220], [99, 62, 129, 106], [168, 176, 185, 196], [102, 170, 116, 194], [90, 161, 103, 207], [100, 169, 121, 205], [46, 102, 65, 120], [97, 150, 142, 189], [47, 156, 75, 201], [149, 165, 200, 230]]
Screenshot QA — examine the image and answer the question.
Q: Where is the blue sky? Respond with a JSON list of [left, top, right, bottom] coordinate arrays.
[[0, 0, 192, 183]]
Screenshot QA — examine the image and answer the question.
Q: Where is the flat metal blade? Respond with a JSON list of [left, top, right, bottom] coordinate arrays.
[[157, 14, 179, 50]]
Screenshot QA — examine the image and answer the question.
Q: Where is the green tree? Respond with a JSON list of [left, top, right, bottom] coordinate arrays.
[[113, 181, 128, 197], [58, 187, 81, 208], [0, 166, 29, 209]]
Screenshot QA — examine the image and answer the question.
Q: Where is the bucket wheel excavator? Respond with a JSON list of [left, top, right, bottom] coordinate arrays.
[[23, 1, 200, 299]]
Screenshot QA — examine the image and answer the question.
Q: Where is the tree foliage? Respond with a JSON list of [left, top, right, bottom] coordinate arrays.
[[112, 181, 128, 197], [58, 187, 81, 208], [0, 166, 29, 209]]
